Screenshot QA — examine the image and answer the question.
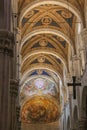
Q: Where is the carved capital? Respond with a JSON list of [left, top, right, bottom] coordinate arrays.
[[0, 30, 14, 56], [10, 79, 19, 97], [72, 55, 80, 62]]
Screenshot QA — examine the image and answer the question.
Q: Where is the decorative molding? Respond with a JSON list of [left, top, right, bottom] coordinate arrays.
[[10, 79, 19, 97], [0, 30, 14, 56]]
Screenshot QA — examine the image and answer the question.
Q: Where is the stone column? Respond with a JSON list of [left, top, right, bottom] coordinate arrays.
[[0, 0, 11, 30], [85, 0, 87, 27], [81, 28, 87, 64], [10, 79, 18, 130], [16, 106, 21, 130], [79, 48, 86, 72], [0, 30, 14, 130], [72, 55, 81, 77]]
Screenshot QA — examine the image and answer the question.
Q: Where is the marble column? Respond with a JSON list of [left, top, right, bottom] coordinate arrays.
[[10, 79, 18, 130], [16, 106, 21, 130], [0, 30, 14, 130]]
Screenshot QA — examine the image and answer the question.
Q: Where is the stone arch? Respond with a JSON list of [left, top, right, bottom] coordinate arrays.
[[19, 0, 83, 27], [20, 28, 73, 51], [81, 86, 87, 118], [20, 75, 59, 92], [21, 48, 68, 72], [20, 65, 62, 84]]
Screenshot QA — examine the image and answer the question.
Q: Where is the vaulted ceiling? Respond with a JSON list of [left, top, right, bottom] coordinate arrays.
[[18, 0, 85, 126]]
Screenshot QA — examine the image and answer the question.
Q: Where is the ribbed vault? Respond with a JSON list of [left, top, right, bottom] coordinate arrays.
[[18, 0, 85, 126]]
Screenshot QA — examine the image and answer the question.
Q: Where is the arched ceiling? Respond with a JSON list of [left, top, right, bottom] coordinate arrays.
[[18, 0, 85, 125]]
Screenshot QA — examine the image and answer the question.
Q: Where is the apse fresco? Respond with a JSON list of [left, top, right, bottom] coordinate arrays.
[[21, 96, 59, 123], [20, 77, 58, 100]]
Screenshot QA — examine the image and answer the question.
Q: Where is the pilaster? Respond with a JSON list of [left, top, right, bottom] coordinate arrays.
[[79, 48, 86, 72], [81, 28, 87, 64], [0, 0, 11, 30], [81, 28, 87, 86], [72, 55, 81, 77], [0, 30, 14, 130]]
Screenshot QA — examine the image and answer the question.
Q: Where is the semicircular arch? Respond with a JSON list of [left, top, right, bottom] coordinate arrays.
[[19, 0, 83, 27], [20, 28, 73, 52], [20, 64, 63, 84], [21, 48, 68, 71]]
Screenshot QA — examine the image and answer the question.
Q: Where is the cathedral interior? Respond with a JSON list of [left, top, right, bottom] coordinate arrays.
[[0, 0, 87, 130]]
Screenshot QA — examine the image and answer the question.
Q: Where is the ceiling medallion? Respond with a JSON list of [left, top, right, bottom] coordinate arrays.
[[61, 10, 72, 18], [36, 69, 43, 75], [57, 36, 65, 42], [21, 96, 59, 124], [37, 55, 45, 63], [39, 39, 48, 47], [41, 16, 52, 25], [25, 10, 34, 18]]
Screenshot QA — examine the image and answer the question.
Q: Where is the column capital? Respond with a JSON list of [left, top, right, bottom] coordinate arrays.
[[10, 79, 19, 97], [66, 73, 71, 81], [0, 30, 14, 39], [72, 55, 80, 61], [0, 30, 14, 56]]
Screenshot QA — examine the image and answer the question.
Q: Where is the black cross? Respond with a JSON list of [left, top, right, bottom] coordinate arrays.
[[67, 76, 81, 99]]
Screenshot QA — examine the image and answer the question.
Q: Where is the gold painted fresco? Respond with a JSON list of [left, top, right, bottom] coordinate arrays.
[[18, 0, 85, 15], [21, 96, 59, 123], [18, 0, 85, 126]]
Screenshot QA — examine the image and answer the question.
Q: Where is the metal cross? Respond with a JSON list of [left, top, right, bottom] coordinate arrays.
[[67, 76, 81, 99]]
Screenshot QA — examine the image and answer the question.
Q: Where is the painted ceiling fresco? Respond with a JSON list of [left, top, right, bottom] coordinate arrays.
[[18, 0, 85, 125], [20, 77, 59, 102], [18, 0, 85, 21], [20, 4, 76, 44], [21, 96, 60, 123]]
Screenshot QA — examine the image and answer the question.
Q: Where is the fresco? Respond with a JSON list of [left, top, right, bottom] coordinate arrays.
[[20, 77, 58, 101], [21, 96, 59, 123]]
